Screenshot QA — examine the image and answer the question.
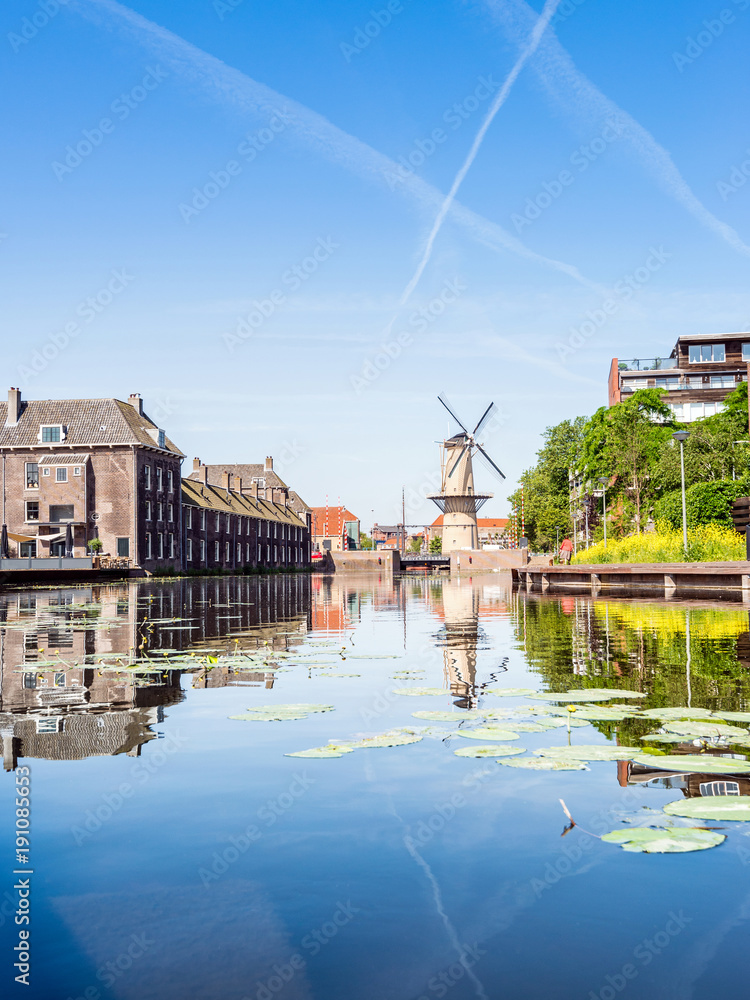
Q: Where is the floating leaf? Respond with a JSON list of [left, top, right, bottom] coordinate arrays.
[[531, 689, 645, 703], [640, 733, 702, 744], [456, 727, 520, 741], [537, 744, 640, 762], [412, 710, 483, 722], [318, 672, 361, 678], [638, 707, 718, 720], [454, 745, 524, 758], [601, 827, 725, 853], [549, 706, 642, 721], [663, 795, 750, 821], [498, 758, 588, 770], [392, 687, 451, 696], [285, 745, 354, 758], [714, 711, 750, 723], [485, 687, 536, 697], [663, 722, 749, 738], [632, 753, 750, 774], [230, 711, 308, 722], [344, 732, 423, 749]]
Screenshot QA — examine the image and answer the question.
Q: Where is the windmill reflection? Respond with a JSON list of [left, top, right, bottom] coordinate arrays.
[[434, 581, 484, 708]]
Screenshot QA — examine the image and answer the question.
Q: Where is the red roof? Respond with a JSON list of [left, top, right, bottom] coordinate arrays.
[[430, 515, 509, 528], [311, 506, 359, 536]]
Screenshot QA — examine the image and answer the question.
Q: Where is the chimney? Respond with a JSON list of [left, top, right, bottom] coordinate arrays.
[[233, 476, 243, 493], [6, 388, 21, 426], [265, 456, 273, 473], [193, 457, 201, 472], [250, 481, 259, 499], [222, 471, 232, 493], [198, 465, 208, 485], [128, 393, 143, 416]]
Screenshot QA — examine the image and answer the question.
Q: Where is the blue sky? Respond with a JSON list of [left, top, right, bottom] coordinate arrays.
[[3, 0, 750, 529]]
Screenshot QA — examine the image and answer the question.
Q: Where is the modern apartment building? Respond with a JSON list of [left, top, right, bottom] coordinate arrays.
[[608, 331, 749, 421]]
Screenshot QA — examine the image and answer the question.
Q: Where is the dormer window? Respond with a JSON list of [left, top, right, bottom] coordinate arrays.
[[158, 429, 166, 448], [40, 425, 64, 443]]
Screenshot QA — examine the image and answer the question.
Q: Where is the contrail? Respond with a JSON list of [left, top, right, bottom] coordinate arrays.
[[479, 0, 750, 258], [396, 0, 563, 311], [67, 0, 602, 291]]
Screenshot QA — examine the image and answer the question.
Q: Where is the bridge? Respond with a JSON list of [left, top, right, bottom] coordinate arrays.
[[399, 552, 451, 570]]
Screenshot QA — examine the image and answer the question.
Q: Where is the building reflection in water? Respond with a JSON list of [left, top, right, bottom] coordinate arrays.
[[0, 575, 313, 771]]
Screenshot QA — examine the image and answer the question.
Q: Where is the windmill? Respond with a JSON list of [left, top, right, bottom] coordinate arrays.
[[427, 394, 505, 553]]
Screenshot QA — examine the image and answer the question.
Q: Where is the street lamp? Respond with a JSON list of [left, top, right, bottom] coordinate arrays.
[[598, 476, 608, 549], [673, 431, 690, 557]]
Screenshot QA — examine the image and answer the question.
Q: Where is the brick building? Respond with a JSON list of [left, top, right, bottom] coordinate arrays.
[[428, 515, 509, 548], [310, 506, 360, 552], [0, 388, 184, 572], [183, 463, 310, 571], [609, 331, 750, 420]]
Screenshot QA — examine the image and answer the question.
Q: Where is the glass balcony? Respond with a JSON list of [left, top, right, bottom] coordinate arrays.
[[617, 357, 678, 372]]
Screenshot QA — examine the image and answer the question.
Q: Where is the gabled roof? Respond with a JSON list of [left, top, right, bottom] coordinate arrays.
[[0, 397, 183, 456], [310, 506, 359, 537], [188, 463, 290, 491], [181, 479, 305, 528], [431, 515, 509, 528]]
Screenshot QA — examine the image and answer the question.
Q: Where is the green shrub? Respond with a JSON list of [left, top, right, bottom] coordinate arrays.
[[654, 478, 750, 531]]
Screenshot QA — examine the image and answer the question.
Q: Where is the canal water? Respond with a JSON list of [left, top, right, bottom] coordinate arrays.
[[2, 573, 750, 1000]]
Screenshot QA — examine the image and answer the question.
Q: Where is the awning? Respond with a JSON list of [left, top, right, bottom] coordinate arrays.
[[7, 532, 37, 544], [37, 532, 67, 543]]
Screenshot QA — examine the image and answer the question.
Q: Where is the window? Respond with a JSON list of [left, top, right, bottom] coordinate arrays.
[[157, 502, 163, 521], [25, 463, 39, 488], [168, 469, 174, 492], [156, 467, 163, 491], [710, 375, 736, 388], [56, 467, 68, 483], [158, 534, 164, 559], [214, 541, 220, 561], [226, 515, 231, 532], [687, 376, 704, 388], [168, 503, 174, 522], [743, 343, 750, 361], [117, 537, 130, 558], [689, 343, 725, 363], [237, 542, 241, 562], [50, 505, 74, 522], [274, 545, 278, 562], [187, 538, 193, 561], [37, 717, 62, 733], [200, 539, 206, 562], [25, 501, 39, 522], [158, 429, 166, 448], [246, 542, 251, 561], [654, 377, 679, 389], [54, 672, 66, 687], [200, 510, 206, 529], [700, 781, 740, 797], [73, 466, 81, 477], [43, 468, 50, 477], [41, 425, 61, 442], [185, 507, 192, 528], [257, 544, 261, 562], [20, 541, 37, 558], [622, 378, 647, 391], [225, 541, 230, 562], [145, 501, 152, 521], [169, 534, 175, 559], [23, 672, 37, 689], [215, 513, 221, 530], [144, 465, 152, 489]]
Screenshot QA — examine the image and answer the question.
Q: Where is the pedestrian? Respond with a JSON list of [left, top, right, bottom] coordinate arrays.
[[559, 537, 573, 564]]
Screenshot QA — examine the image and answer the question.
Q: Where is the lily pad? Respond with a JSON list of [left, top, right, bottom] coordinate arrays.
[[632, 753, 750, 774], [638, 707, 718, 720], [285, 745, 354, 758], [531, 689, 646, 703], [601, 827, 725, 853], [412, 710, 483, 722], [485, 687, 536, 697], [230, 711, 308, 722], [537, 744, 640, 762], [392, 687, 451, 696], [456, 727, 520, 741], [663, 722, 749, 738], [318, 672, 361, 678], [663, 795, 750, 821], [549, 706, 642, 721], [713, 711, 750, 723], [498, 757, 588, 770], [454, 745, 525, 758], [640, 733, 703, 744], [344, 732, 423, 749]]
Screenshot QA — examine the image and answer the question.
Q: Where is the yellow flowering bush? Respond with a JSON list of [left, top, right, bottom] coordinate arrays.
[[571, 523, 745, 564]]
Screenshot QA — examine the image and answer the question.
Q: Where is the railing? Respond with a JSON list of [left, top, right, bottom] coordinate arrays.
[[618, 358, 678, 372], [0, 557, 93, 571]]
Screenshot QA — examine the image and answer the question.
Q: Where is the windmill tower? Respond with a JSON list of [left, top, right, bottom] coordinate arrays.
[[427, 394, 505, 554]]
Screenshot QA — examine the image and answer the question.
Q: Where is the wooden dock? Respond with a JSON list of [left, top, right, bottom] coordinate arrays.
[[514, 561, 750, 598]]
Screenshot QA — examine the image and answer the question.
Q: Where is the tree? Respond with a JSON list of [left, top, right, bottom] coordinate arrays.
[[359, 532, 373, 551], [429, 536, 442, 554], [507, 417, 587, 550], [582, 389, 675, 532], [408, 537, 422, 553]]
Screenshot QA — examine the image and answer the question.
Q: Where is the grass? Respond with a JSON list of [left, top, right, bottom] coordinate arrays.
[[571, 523, 746, 564]]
